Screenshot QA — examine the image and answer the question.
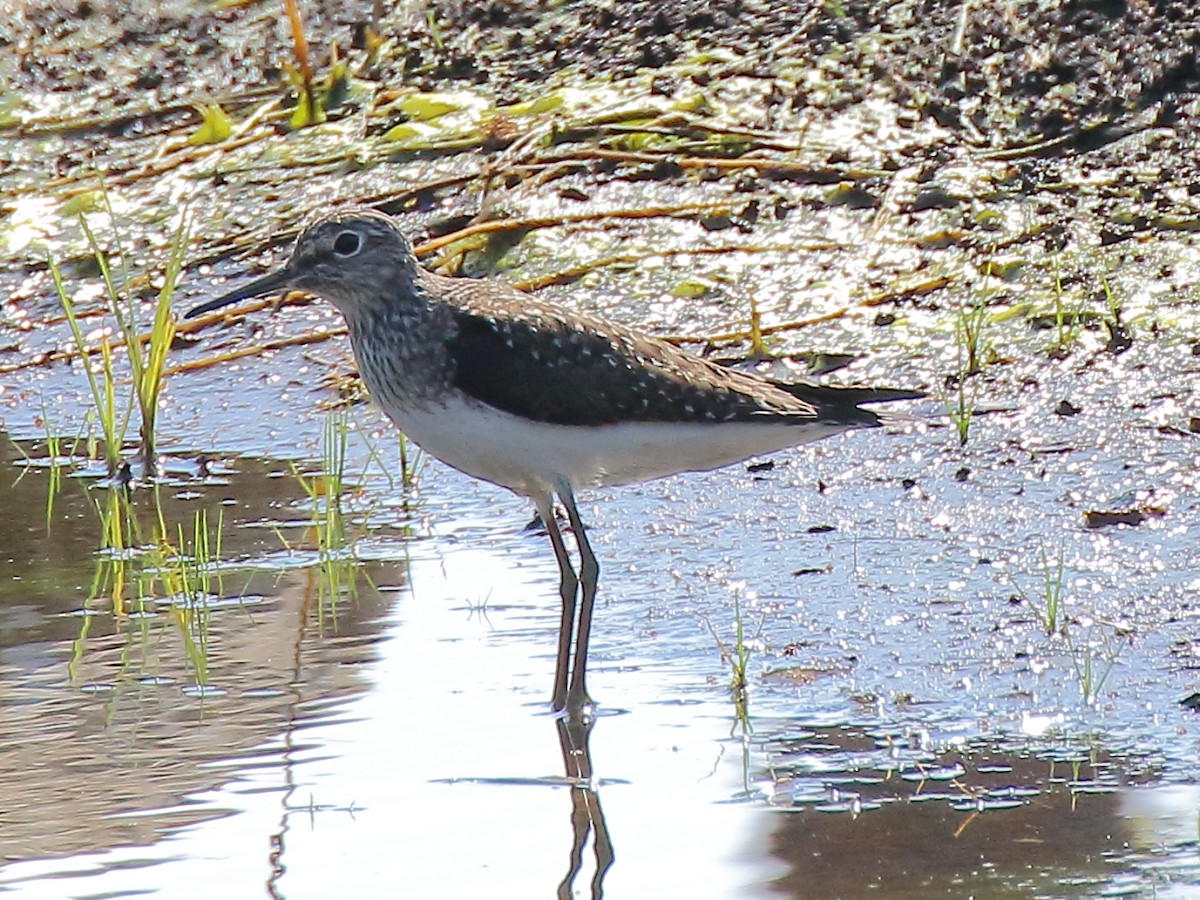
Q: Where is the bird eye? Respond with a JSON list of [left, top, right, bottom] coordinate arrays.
[[333, 230, 362, 257]]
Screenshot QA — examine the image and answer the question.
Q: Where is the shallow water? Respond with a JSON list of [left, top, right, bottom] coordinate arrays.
[[1, 339, 1198, 897], [0, 433, 779, 899], [3, 0, 1200, 892]]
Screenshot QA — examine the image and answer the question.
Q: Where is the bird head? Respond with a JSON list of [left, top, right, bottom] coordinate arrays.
[[185, 207, 419, 320]]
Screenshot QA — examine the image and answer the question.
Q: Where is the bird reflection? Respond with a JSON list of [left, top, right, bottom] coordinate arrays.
[[555, 710, 614, 899]]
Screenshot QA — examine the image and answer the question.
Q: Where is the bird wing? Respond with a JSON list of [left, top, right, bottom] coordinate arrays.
[[442, 292, 819, 428]]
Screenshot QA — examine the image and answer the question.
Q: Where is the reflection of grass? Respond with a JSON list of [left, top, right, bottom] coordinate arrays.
[[172, 603, 211, 688], [7, 407, 78, 531], [89, 486, 137, 615], [145, 503, 224, 606], [70, 486, 138, 680], [71, 483, 228, 687], [275, 406, 414, 626], [308, 554, 362, 631], [39, 397, 71, 529], [287, 408, 364, 624], [146, 505, 224, 687], [296, 407, 351, 554]]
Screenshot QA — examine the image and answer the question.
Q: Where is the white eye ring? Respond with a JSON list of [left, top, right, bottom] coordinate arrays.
[[333, 230, 362, 257]]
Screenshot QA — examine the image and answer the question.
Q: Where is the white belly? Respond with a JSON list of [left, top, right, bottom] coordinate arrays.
[[386, 395, 847, 497]]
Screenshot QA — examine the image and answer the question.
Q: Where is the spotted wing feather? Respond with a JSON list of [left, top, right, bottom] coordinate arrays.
[[441, 287, 819, 428]]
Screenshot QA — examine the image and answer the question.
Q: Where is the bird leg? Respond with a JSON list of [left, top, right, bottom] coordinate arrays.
[[557, 481, 598, 714], [536, 494, 579, 711]]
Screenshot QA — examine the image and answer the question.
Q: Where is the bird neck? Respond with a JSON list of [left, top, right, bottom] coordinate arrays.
[[343, 277, 455, 411]]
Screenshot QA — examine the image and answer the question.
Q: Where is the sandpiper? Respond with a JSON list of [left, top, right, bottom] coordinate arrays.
[[186, 207, 921, 713]]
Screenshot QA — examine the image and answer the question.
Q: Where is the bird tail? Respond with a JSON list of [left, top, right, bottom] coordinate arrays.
[[769, 380, 925, 426]]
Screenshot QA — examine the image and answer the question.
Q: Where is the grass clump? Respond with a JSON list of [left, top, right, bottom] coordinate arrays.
[[942, 262, 996, 447], [1009, 542, 1126, 706], [49, 196, 190, 477], [704, 594, 764, 732], [1045, 252, 1089, 359], [1010, 542, 1066, 636]]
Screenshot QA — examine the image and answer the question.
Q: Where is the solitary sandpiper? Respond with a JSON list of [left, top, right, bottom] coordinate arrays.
[[185, 207, 922, 713]]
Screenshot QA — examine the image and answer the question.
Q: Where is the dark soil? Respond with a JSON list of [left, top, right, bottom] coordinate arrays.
[[407, 0, 1200, 145], [6, 1, 1200, 146]]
